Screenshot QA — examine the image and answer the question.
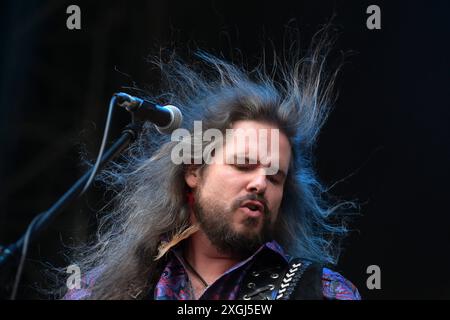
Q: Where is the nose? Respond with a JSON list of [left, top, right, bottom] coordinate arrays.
[[246, 171, 267, 195]]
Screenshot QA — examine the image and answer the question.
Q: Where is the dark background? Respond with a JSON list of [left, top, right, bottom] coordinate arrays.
[[1, 0, 449, 299]]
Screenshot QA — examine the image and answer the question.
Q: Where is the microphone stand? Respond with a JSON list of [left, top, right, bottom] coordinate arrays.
[[0, 119, 143, 289]]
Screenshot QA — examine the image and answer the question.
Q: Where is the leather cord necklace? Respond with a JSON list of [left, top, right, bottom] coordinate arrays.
[[183, 257, 209, 288]]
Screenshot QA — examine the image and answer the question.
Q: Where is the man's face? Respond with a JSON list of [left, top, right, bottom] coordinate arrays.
[[185, 120, 291, 257]]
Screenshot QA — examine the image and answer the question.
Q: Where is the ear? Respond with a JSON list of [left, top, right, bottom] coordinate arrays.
[[185, 165, 201, 188]]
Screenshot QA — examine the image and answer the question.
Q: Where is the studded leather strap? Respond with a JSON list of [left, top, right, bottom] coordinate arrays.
[[237, 252, 314, 300], [275, 259, 311, 300], [238, 263, 285, 300]]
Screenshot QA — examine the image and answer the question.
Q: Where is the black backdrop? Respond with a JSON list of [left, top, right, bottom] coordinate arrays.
[[1, 0, 449, 299]]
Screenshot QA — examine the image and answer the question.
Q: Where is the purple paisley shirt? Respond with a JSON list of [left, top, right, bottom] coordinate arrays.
[[154, 240, 361, 300], [63, 241, 361, 300], [65, 240, 361, 300]]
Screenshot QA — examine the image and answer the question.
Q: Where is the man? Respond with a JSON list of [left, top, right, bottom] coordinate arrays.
[[63, 45, 360, 300]]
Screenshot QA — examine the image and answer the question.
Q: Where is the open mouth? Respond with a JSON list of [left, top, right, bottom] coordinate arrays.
[[240, 200, 265, 216]]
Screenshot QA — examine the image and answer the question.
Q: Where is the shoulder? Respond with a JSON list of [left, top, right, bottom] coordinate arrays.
[[321, 267, 361, 300], [62, 267, 100, 300], [63, 287, 92, 300]]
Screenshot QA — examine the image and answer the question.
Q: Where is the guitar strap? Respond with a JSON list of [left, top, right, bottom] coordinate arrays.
[[237, 255, 323, 300]]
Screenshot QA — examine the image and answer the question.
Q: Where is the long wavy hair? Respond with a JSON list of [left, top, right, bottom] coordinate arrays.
[[57, 30, 354, 299]]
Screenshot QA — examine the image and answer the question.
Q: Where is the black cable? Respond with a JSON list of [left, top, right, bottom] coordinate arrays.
[[80, 95, 117, 195], [9, 95, 118, 299]]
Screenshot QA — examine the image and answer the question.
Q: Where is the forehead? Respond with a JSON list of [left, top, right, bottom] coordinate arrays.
[[224, 120, 291, 170]]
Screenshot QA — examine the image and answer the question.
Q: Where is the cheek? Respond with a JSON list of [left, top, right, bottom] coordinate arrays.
[[269, 188, 284, 213], [211, 169, 246, 195], [201, 172, 240, 202]]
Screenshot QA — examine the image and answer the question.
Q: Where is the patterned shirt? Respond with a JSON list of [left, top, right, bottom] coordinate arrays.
[[154, 240, 360, 300], [64, 240, 361, 300]]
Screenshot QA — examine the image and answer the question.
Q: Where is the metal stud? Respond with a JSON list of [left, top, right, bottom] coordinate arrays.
[[247, 282, 256, 289], [270, 273, 279, 279]]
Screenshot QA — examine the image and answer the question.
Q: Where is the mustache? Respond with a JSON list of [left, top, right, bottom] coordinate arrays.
[[232, 194, 269, 215]]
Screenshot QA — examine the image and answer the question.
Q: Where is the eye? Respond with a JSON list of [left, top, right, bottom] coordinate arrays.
[[268, 175, 281, 185], [234, 164, 257, 171]]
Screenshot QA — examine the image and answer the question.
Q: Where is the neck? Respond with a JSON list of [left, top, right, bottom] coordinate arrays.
[[184, 230, 241, 285], [184, 216, 241, 285]]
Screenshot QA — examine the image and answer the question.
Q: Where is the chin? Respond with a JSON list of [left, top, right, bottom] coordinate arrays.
[[236, 223, 264, 238]]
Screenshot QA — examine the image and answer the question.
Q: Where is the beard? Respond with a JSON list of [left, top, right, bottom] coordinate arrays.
[[193, 189, 274, 258]]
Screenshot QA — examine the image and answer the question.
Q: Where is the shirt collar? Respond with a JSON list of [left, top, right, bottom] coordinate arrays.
[[169, 239, 290, 271]]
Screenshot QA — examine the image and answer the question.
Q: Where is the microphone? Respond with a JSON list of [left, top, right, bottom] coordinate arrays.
[[114, 92, 183, 134]]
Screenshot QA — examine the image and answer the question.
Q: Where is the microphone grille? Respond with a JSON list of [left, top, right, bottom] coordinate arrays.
[[155, 105, 183, 134]]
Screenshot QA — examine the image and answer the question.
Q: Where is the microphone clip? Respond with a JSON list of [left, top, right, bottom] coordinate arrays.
[[114, 92, 142, 112]]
